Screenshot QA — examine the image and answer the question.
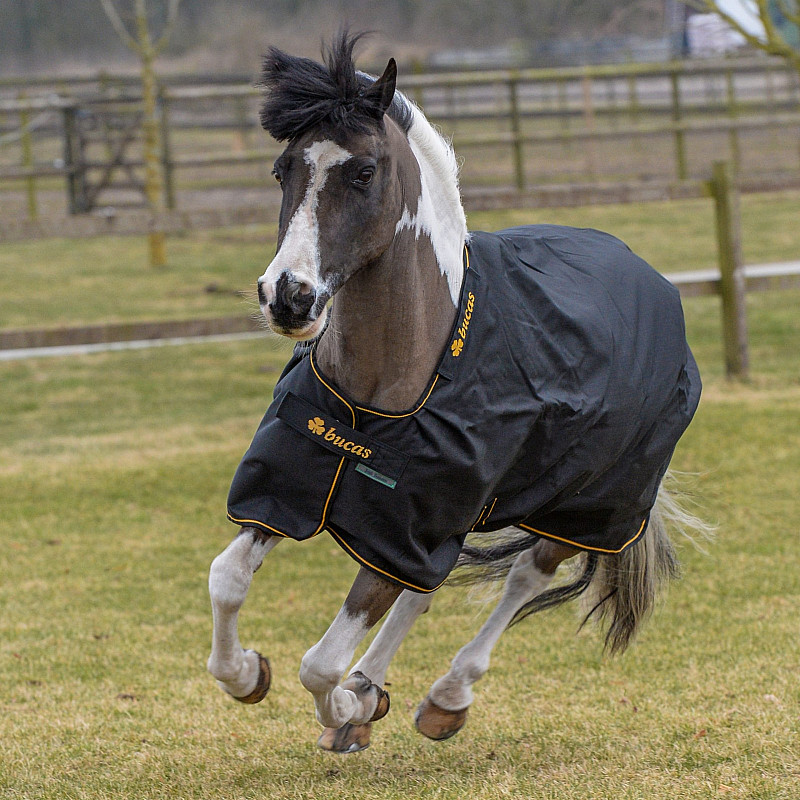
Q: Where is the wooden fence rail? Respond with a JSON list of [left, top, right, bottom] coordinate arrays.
[[1, 57, 799, 214], [2, 109, 797, 200], [0, 56, 795, 95], [2, 164, 799, 378]]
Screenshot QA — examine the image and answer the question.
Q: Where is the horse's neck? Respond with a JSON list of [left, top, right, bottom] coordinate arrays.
[[316, 232, 461, 412]]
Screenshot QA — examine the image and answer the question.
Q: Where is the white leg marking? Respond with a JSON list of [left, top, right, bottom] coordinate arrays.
[[351, 590, 434, 688], [299, 606, 378, 729], [428, 549, 553, 711], [207, 531, 279, 697], [259, 140, 352, 302]]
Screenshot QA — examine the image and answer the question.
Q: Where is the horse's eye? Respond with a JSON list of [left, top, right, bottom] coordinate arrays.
[[272, 169, 283, 185], [353, 167, 374, 187]]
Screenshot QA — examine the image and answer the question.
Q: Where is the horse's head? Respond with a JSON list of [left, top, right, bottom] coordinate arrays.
[[256, 35, 417, 340]]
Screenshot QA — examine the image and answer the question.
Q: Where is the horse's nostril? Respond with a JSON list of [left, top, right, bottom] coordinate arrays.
[[286, 281, 314, 314], [287, 281, 315, 315], [270, 272, 316, 323], [257, 281, 268, 305]]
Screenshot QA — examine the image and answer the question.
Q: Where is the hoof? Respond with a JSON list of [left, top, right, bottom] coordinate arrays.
[[414, 696, 468, 741], [369, 685, 391, 722], [341, 671, 390, 722], [318, 722, 372, 753], [230, 654, 271, 704]]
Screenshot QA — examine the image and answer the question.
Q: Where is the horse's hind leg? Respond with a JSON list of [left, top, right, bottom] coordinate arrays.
[[207, 527, 279, 702], [416, 539, 575, 740], [318, 589, 434, 752], [351, 589, 435, 688]]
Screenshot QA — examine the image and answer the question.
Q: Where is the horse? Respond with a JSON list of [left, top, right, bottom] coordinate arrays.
[[207, 33, 704, 754]]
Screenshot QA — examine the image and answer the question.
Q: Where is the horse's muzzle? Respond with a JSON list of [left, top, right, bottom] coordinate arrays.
[[260, 272, 326, 340]]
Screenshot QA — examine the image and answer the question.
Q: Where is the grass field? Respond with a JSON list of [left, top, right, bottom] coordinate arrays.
[[1, 202, 799, 799], [1, 191, 799, 331]]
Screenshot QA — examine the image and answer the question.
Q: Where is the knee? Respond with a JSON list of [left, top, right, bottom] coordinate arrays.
[[299, 647, 341, 694], [505, 549, 539, 592], [208, 549, 250, 610]]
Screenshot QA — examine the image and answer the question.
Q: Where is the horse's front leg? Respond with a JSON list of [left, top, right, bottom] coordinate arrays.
[[299, 566, 402, 730], [207, 527, 279, 702], [318, 588, 435, 752]]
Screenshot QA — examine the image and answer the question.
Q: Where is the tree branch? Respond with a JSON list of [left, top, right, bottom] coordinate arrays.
[[98, 0, 141, 54], [754, 0, 788, 48], [153, 0, 182, 56], [686, 0, 789, 54], [775, 0, 800, 27]]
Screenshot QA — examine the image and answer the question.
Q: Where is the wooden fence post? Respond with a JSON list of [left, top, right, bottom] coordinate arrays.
[[159, 87, 176, 209], [710, 160, 749, 379], [607, 76, 619, 131], [627, 72, 642, 155], [556, 76, 573, 154], [19, 93, 38, 220], [725, 68, 741, 172], [410, 59, 425, 109], [581, 72, 597, 177], [670, 69, 688, 180], [508, 73, 525, 190], [232, 94, 249, 153], [63, 104, 88, 214]]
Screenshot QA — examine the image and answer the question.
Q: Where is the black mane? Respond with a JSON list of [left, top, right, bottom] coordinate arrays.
[[259, 32, 413, 142]]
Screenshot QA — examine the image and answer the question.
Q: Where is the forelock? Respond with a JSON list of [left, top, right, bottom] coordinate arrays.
[[259, 32, 412, 143]]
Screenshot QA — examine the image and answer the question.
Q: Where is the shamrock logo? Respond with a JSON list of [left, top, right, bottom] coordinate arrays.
[[308, 416, 326, 435], [450, 338, 464, 357]]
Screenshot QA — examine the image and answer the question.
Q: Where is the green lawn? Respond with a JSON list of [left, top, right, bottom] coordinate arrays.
[[1, 191, 799, 331], [470, 190, 800, 275], [1, 206, 799, 798], [0, 226, 277, 330]]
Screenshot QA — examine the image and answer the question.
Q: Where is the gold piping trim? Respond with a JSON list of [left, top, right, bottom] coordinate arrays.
[[309, 352, 356, 426], [315, 457, 346, 535], [517, 517, 648, 554], [356, 375, 440, 418], [228, 455, 348, 540], [226, 513, 289, 538], [310, 244, 471, 421], [471, 495, 498, 531], [482, 496, 498, 526], [328, 529, 444, 593], [470, 505, 488, 532]]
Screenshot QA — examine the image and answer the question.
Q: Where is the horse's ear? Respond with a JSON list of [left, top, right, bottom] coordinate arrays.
[[363, 58, 397, 120]]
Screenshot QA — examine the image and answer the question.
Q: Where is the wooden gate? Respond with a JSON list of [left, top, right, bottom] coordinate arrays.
[[63, 99, 147, 213]]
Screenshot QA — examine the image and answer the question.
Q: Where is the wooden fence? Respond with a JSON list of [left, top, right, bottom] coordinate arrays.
[[1, 57, 799, 217], [1, 58, 799, 377], [2, 162, 799, 379]]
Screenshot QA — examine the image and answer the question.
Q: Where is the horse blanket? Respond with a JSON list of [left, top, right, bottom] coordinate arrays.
[[228, 225, 701, 592]]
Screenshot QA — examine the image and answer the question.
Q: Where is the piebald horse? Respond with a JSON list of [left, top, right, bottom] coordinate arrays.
[[207, 34, 703, 753]]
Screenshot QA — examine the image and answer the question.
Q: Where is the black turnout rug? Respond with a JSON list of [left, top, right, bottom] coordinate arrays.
[[227, 225, 701, 592]]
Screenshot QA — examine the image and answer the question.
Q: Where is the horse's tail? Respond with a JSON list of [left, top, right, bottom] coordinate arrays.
[[454, 472, 712, 654], [580, 475, 715, 653], [578, 492, 680, 654]]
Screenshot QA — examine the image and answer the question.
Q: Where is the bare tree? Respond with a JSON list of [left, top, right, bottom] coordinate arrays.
[[686, 0, 800, 73], [99, 0, 181, 267]]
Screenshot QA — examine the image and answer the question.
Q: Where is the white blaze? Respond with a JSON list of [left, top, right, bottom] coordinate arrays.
[[260, 140, 352, 301]]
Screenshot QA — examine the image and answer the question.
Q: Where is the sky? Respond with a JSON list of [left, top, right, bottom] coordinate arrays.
[[715, 0, 767, 36]]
